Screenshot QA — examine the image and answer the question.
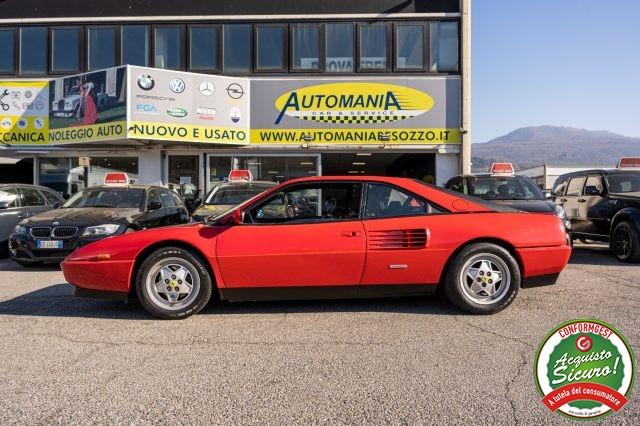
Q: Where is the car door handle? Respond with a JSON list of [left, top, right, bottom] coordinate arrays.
[[578, 199, 586, 203], [340, 230, 362, 237], [560, 198, 567, 203]]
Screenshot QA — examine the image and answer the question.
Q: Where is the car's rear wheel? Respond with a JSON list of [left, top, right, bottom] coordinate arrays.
[[611, 221, 640, 263], [136, 247, 212, 319], [444, 243, 520, 314]]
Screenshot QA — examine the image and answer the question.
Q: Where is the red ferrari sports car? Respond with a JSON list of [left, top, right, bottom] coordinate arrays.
[[61, 176, 572, 319]]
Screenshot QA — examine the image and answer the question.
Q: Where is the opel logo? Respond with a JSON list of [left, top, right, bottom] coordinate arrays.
[[137, 74, 154, 91], [169, 78, 186, 94], [226, 83, 244, 99]]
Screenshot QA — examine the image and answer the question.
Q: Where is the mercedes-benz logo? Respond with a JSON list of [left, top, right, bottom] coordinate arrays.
[[137, 74, 154, 91], [169, 78, 186, 94], [226, 83, 244, 99]]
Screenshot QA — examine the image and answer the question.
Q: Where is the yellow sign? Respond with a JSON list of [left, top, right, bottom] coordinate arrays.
[[129, 121, 248, 145], [48, 122, 127, 144], [0, 81, 49, 145], [251, 128, 460, 145], [274, 82, 435, 125]]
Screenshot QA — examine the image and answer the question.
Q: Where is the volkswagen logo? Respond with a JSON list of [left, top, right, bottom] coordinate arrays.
[[169, 78, 186, 94], [137, 74, 154, 91], [226, 83, 244, 99]]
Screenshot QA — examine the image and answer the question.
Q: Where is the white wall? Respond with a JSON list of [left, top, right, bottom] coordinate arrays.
[[435, 153, 460, 186], [137, 149, 163, 186]]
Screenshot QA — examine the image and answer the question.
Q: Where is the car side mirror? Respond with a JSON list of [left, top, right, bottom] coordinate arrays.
[[147, 200, 162, 211], [584, 186, 602, 196], [0, 201, 9, 210], [214, 209, 244, 226], [53, 201, 63, 209]]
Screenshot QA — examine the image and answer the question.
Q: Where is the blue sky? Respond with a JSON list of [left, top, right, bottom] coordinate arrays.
[[472, 0, 640, 142]]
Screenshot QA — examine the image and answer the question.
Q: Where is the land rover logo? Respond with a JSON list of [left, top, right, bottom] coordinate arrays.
[[137, 74, 154, 91], [169, 78, 186, 93], [166, 107, 188, 118], [274, 82, 434, 125]]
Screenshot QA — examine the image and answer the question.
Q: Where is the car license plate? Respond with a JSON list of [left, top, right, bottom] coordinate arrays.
[[36, 240, 63, 249]]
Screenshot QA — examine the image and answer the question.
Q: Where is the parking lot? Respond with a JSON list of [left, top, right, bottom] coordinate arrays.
[[0, 244, 638, 424]]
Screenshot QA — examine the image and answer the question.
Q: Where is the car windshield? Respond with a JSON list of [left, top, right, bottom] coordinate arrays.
[[467, 176, 545, 201], [63, 188, 145, 209], [606, 172, 640, 193], [205, 185, 271, 205]]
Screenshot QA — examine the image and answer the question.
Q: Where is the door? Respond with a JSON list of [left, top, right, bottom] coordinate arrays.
[[168, 155, 201, 212], [160, 188, 189, 224], [580, 175, 609, 237], [216, 182, 366, 288], [19, 187, 52, 218], [0, 188, 24, 242], [360, 183, 442, 285], [558, 176, 585, 232], [140, 189, 167, 229]]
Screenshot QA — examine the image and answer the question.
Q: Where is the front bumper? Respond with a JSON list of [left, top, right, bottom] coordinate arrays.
[[9, 233, 111, 263], [62, 258, 134, 293]]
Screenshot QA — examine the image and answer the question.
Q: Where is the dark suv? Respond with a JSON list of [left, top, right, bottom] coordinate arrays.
[[552, 168, 640, 262]]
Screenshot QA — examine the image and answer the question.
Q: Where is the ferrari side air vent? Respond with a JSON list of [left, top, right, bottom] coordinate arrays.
[[368, 229, 428, 250]]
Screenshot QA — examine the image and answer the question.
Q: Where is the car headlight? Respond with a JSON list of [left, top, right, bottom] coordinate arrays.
[[14, 225, 26, 235], [554, 204, 567, 219], [82, 224, 121, 237]]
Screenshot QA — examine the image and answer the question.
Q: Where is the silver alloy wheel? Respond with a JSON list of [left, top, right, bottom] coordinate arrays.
[[145, 257, 200, 311], [458, 253, 511, 305]]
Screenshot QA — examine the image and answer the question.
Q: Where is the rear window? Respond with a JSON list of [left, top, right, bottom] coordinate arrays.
[[63, 188, 145, 209], [606, 172, 640, 193], [412, 180, 519, 213], [467, 176, 545, 201]]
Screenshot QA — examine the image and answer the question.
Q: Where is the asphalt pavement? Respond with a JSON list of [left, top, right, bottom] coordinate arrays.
[[0, 244, 638, 424]]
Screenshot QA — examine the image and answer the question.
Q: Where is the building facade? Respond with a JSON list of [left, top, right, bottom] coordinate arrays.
[[0, 0, 471, 203]]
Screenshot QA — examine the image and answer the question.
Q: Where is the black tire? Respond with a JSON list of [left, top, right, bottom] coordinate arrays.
[[444, 243, 521, 314], [611, 221, 640, 263], [136, 247, 213, 319]]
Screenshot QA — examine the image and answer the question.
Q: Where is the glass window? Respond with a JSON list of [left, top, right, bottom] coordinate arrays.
[[223, 24, 251, 73], [41, 189, 63, 205], [87, 27, 116, 70], [256, 26, 285, 71], [0, 189, 19, 208], [325, 23, 354, 73], [168, 155, 200, 202], [39, 157, 79, 197], [359, 24, 388, 70], [160, 189, 176, 207], [147, 189, 162, 207], [63, 188, 145, 209], [446, 177, 465, 193], [467, 176, 545, 201], [20, 27, 47, 75], [154, 26, 183, 70], [584, 176, 604, 195], [430, 21, 458, 72], [235, 156, 317, 182], [552, 178, 567, 197], [122, 25, 149, 66], [0, 29, 15, 73], [51, 27, 81, 72], [396, 24, 424, 70], [292, 25, 320, 71], [21, 187, 47, 206], [566, 177, 586, 196], [606, 172, 640, 193], [364, 183, 430, 218], [251, 183, 362, 223], [209, 156, 233, 184], [190, 26, 218, 71]]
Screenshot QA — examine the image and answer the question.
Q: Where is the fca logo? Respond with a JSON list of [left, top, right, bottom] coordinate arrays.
[[136, 104, 157, 113]]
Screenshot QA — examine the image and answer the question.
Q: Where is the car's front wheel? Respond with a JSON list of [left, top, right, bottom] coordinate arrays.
[[611, 221, 640, 263], [444, 243, 521, 314], [136, 247, 213, 319]]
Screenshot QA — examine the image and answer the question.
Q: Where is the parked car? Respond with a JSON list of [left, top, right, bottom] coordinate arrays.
[[552, 158, 640, 262], [0, 184, 64, 255], [51, 85, 117, 117], [191, 178, 276, 222], [9, 184, 189, 266], [61, 176, 571, 319], [445, 163, 570, 228]]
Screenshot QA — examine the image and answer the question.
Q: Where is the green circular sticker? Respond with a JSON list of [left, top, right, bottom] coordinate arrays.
[[535, 319, 635, 419]]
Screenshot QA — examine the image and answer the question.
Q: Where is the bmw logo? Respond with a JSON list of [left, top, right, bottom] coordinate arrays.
[[137, 74, 154, 91], [169, 78, 186, 94]]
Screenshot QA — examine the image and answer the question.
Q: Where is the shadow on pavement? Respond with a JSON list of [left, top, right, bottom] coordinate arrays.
[[569, 244, 637, 267], [0, 283, 460, 320]]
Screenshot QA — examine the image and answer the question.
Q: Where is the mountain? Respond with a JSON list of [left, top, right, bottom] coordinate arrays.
[[472, 126, 640, 172]]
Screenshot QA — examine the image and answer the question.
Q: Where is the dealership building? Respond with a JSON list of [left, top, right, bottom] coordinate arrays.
[[0, 0, 470, 202]]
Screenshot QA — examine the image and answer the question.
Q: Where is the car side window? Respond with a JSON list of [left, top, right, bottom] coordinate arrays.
[[0, 189, 20, 208], [21, 187, 47, 206], [159, 190, 175, 207], [446, 177, 465, 194], [41, 189, 63, 205], [364, 183, 436, 218], [250, 183, 362, 224], [565, 177, 586, 196], [552, 178, 568, 197], [583, 176, 603, 195], [170, 191, 184, 208], [148, 189, 162, 207]]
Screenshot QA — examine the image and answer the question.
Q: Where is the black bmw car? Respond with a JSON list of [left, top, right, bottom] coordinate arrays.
[[9, 185, 189, 266]]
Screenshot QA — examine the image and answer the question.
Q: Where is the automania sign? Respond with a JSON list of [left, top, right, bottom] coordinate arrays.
[[274, 82, 435, 125]]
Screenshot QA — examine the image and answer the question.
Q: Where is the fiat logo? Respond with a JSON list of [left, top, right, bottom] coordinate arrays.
[[169, 78, 186, 94]]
